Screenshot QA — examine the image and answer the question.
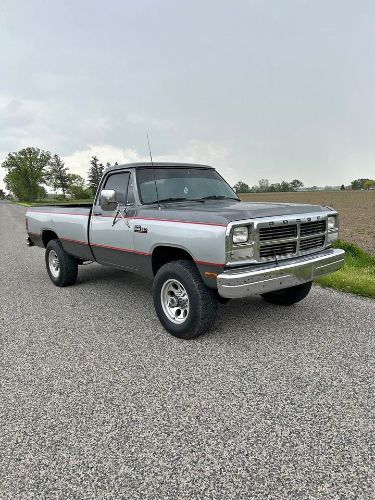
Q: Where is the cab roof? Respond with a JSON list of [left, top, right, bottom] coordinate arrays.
[[105, 162, 214, 174]]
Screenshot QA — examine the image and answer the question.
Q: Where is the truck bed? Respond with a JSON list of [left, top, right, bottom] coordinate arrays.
[[26, 205, 94, 260]]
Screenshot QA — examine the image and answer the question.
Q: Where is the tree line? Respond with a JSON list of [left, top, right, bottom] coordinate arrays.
[[234, 177, 375, 193], [1, 148, 374, 201], [234, 178, 304, 193], [0, 147, 118, 202]]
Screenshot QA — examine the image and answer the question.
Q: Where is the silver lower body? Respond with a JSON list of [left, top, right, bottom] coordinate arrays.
[[217, 248, 345, 299]]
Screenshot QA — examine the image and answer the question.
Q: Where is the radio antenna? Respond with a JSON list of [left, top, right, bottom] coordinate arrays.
[[147, 133, 160, 210]]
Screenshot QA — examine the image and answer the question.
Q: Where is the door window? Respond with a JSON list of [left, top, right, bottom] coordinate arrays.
[[102, 172, 130, 206]]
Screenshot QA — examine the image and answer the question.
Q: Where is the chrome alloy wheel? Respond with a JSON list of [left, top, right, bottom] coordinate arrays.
[[48, 250, 60, 278], [161, 279, 190, 324]]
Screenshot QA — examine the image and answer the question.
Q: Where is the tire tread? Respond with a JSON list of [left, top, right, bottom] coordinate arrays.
[[153, 260, 218, 339], [45, 240, 78, 287]]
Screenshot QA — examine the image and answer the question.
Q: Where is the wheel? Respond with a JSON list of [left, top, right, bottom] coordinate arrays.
[[261, 281, 312, 306], [45, 239, 78, 287], [153, 260, 218, 339]]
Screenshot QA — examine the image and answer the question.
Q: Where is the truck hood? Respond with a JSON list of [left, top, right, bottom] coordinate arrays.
[[137, 200, 333, 226]]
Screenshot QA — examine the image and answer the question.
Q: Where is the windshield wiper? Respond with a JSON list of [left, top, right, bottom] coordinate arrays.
[[200, 195, 240, 201], [158, 197, 204, 203]]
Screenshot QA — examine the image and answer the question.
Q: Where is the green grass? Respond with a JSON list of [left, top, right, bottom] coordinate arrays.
[[10, 198, 93, 207], [317, 240, 375, 299], [9, 200, 33, 207]]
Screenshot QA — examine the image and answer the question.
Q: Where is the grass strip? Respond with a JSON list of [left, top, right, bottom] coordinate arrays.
[[9, 200, 32, 207], [317, 240, 375, 299], [10, 199, 93, 207]]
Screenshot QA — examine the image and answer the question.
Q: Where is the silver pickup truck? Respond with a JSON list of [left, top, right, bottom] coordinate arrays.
[[26, 162, 345, 339]]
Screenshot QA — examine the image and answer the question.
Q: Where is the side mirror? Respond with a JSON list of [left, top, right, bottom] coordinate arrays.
[[100, 189, 117, 211]]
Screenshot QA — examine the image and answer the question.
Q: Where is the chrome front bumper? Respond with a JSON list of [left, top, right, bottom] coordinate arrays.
[[217, 248, 345, 298]]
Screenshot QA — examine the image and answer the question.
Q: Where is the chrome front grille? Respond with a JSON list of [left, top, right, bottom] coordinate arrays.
[[256, 215, 328, 261], [300, 235, 325, 251], [300, 220, 326, 236], [259, 225, 297, 241], [260, 241, 297, 258]]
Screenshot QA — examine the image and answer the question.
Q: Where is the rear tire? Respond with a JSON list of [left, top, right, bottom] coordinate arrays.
[[45, 239, 78, 287], [153, 260, 218, 339], [261, 281, 312, 306]]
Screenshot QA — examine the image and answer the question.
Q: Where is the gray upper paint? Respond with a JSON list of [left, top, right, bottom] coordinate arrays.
[[26, 163, 336, 284]]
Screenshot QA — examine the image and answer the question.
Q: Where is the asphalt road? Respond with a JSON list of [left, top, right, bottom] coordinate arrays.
[[1, 200, 374, 499]]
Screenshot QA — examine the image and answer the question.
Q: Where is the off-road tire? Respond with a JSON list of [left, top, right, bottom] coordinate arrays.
[[153, 260, 218, 339], [261, 281, 312, 306], [45, 239, 78, 287]]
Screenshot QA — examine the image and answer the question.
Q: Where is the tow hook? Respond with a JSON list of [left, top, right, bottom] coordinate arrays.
[[26, 236, 34, 247]]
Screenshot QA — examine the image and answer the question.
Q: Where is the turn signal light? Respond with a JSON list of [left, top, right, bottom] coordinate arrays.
[[204, 272, 218, 279]]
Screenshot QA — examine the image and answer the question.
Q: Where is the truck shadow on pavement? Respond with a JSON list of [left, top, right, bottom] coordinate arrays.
[[74, 262, 326, 342]]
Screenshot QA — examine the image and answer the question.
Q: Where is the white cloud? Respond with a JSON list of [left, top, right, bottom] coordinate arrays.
[[0, 140, 231, 192], [1, 1, 375, 189], [62, 140, 232, 183], [0, 95, 67, 155], [125, 112, 172, 130], [62, 144, 142, 179]]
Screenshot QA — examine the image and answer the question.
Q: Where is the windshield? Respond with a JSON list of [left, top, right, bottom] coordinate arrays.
[[137, 168, 239, 204]]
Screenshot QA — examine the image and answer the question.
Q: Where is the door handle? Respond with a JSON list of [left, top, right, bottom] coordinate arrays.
[[112, 208, 130, 227]]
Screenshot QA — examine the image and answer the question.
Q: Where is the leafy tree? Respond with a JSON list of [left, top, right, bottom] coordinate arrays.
[[2, 147, 51, 201], [233, 181, 251, 193], [257, 178, 270, 192], [351, 178, 372, 190], [46, 154, 70, 198], [290, 179, 303, 191], [340, 184, 346, 190], [87, 156, 104, 195], [363, 179, 375, 190], [37, 186, 47, 200], [0, 189, 6, 199], [67, 174, 92, 199]]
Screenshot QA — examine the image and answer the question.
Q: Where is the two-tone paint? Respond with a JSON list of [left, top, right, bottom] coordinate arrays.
[[26, 162, 341, 289]]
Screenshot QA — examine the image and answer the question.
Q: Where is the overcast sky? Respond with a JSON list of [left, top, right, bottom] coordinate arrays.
[[0, 0, 374, 190]]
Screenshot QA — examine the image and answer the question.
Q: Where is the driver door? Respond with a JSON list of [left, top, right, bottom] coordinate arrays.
[[90, 171, 136, 269]]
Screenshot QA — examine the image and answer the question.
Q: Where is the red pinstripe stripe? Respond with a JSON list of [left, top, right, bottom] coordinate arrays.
[[31, 210, 226, 227], [61, 239, 224, 266], [194, 260, 225, 268], [60, 236, 89, 245], [130, 216, 227, 227], [90, 242, 151, 256]]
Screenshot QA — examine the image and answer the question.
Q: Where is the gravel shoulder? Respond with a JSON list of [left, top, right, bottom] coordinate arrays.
[[1, 201, 374, 499]]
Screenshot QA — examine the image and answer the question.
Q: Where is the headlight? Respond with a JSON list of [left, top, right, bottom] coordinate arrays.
[[233, 226, 249, 244], [328, 215, 337, 230]]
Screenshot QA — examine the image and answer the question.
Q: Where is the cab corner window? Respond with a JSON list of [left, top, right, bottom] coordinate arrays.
[[127, 178, 135, 205]]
